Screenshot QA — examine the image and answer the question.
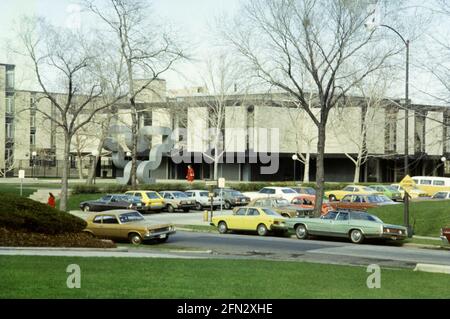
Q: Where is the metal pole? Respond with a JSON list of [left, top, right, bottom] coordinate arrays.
[[404, 40, 410, 177], [293, 160, 296, 184]]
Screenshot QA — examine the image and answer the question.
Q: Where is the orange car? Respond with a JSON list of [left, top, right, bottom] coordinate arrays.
[[291, 195, 331, 215]]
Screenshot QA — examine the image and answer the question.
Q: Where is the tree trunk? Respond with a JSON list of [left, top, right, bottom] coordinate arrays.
[[314, 124, 326, 217], [303, 152, 310, 183], [59, 133, 72, 212], [353, 162, 361, 183], [77, 154, 84, 180], [130, 98, 138, 187]]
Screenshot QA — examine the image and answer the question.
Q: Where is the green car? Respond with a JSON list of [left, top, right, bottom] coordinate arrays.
[[286, 210, 408, 244], [369, 185, 402, 201]]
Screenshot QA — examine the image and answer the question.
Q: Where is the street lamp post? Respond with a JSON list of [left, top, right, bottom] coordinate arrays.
[[292, 154, 298, 184], [377, 24, 410, 176], [31, 151, 37, 178]]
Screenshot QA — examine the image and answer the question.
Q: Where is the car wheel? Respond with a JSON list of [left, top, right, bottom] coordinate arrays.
[[128, 233, 143, 245], [349, 229, 364, 244], [167, 204, 175, 213], [83, 205, 90, 212], [295, 224, 308, 239], [218, 221, 228, 234], [257, 224, 268, 236], [224, 201, 232, 210], [195, 202, 203, 211], [329, 194, 337, 201]]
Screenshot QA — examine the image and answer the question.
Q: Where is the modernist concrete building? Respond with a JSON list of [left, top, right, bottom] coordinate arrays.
[[1, 61, 450, 182]]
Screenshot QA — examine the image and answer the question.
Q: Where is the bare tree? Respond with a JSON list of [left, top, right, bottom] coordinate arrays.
[[84, 0, 186, 186], [16, 17, 125, 211], [0, 155, 16, 178], [223, 0, 400, 215]]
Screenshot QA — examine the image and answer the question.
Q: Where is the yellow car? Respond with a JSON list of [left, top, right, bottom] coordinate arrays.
[[125, 190, 165, 212], [84, 210, 175, 245], [210, 206, 287, 236], [325, 185, 380, 201], [390, 184, 429, 200]]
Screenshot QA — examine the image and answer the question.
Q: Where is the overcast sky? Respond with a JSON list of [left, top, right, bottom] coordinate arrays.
[[0, 0, 448, 105]]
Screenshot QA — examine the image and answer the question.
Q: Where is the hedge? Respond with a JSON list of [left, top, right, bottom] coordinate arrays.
[[0, 193, 87, 234], [70, 181, 387, 194]]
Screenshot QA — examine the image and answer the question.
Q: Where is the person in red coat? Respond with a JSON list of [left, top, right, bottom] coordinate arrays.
[[186, 165, 195, 183], [47, 193, 56, 208]]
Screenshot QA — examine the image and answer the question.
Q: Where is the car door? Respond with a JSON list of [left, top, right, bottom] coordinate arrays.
[[89, 215, 104, 236], [96, 196, 112, 211], [332, 212, 350, 237], [244, 208, 261, 230], [99, 215, 122, 239], [227, 207, 247, 229], [316, 211, 339, 234]]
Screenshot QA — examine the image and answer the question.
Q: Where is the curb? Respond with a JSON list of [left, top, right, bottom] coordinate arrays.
[[0, 246, 127, 252], [414, 263, 450, 274]]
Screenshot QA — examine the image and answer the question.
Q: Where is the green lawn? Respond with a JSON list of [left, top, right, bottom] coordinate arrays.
[[0, 183, 37, 197], [369, 200, 450, 237], [0, 256, 449, 298]]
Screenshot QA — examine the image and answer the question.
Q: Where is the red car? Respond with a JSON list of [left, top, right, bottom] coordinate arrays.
[[291, 195, 332, 215], [440, 227, 450, 246]]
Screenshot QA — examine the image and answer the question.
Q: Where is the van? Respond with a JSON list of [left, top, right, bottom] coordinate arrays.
[[411, 176, 450, 195]]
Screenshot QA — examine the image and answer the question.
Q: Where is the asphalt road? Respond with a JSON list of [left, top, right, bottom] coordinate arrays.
[[69, 210, 450, 268], [163, 230, 450, 268]]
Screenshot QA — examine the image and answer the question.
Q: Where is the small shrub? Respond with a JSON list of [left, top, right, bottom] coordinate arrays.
[[103, 184, 130, 194], [0, 193, 87, 234]]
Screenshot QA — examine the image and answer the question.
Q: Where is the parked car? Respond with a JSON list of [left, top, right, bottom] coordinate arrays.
[[390, 184, 429, 199], [159, 191, 196, 213], [83, 210, 175, 245], [124, 190, 165, 211], [210, 206, 287, 236], [247, 196, 314, 218], [243, 187, 299, 201], [440, 227, 450, 246], [213, 188, 250, 209], [286, 210, 408, 244], [431, 191, 450, 200], [291, 187, 316, 195], [79, 194, 148, 213], [368, 185, 402, 201], [185, 190, 225, 210], [329, 194, 400, 211], [325, 185, 381, 201], [291, 195, 332, 215]]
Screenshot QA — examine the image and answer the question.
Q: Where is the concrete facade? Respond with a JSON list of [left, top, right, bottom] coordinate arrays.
[[2, 62, 450, 182]]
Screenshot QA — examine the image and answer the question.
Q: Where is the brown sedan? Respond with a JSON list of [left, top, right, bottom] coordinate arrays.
[[84, 210, 175, 245], [329, 194, 400, 211]]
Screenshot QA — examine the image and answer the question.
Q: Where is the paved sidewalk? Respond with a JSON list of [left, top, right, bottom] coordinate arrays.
[[0, 247, 209, 259]]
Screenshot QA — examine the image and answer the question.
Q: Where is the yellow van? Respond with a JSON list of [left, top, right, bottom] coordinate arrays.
[[411, 176, 450, 196]]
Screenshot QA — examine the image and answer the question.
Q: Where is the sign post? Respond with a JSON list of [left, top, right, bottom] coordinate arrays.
[[218, 178, 225, 213], [399, 175, 415, 237], [18, 170, 25, 196]]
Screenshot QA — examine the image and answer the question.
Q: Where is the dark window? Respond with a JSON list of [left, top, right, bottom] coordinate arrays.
[[336, 213, 349, 221], [247, 208, 260, 216], [322, 211, 338, 220], [102, 215, 119, 224], [235, 208, 247, 216], [93, 216, 102, 224]]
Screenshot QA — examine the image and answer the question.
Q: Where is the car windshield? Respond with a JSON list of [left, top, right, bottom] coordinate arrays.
[[386, 186, 398, 192], [362, 187, 375, 192], [262, 208, 283, 217], [146, 192, 161, 199], [173, 192, 188, 198], [200, 192, 209, 197], [274, 199, 290, 206], [231, 191, 244, 196], [281, 188, 296, 194], [433, 192, 447, 199], [117, 195, 137, 202], [303, 188, 316, 195], [351, 212, 383, 223], [118, 211, 145, 223]]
